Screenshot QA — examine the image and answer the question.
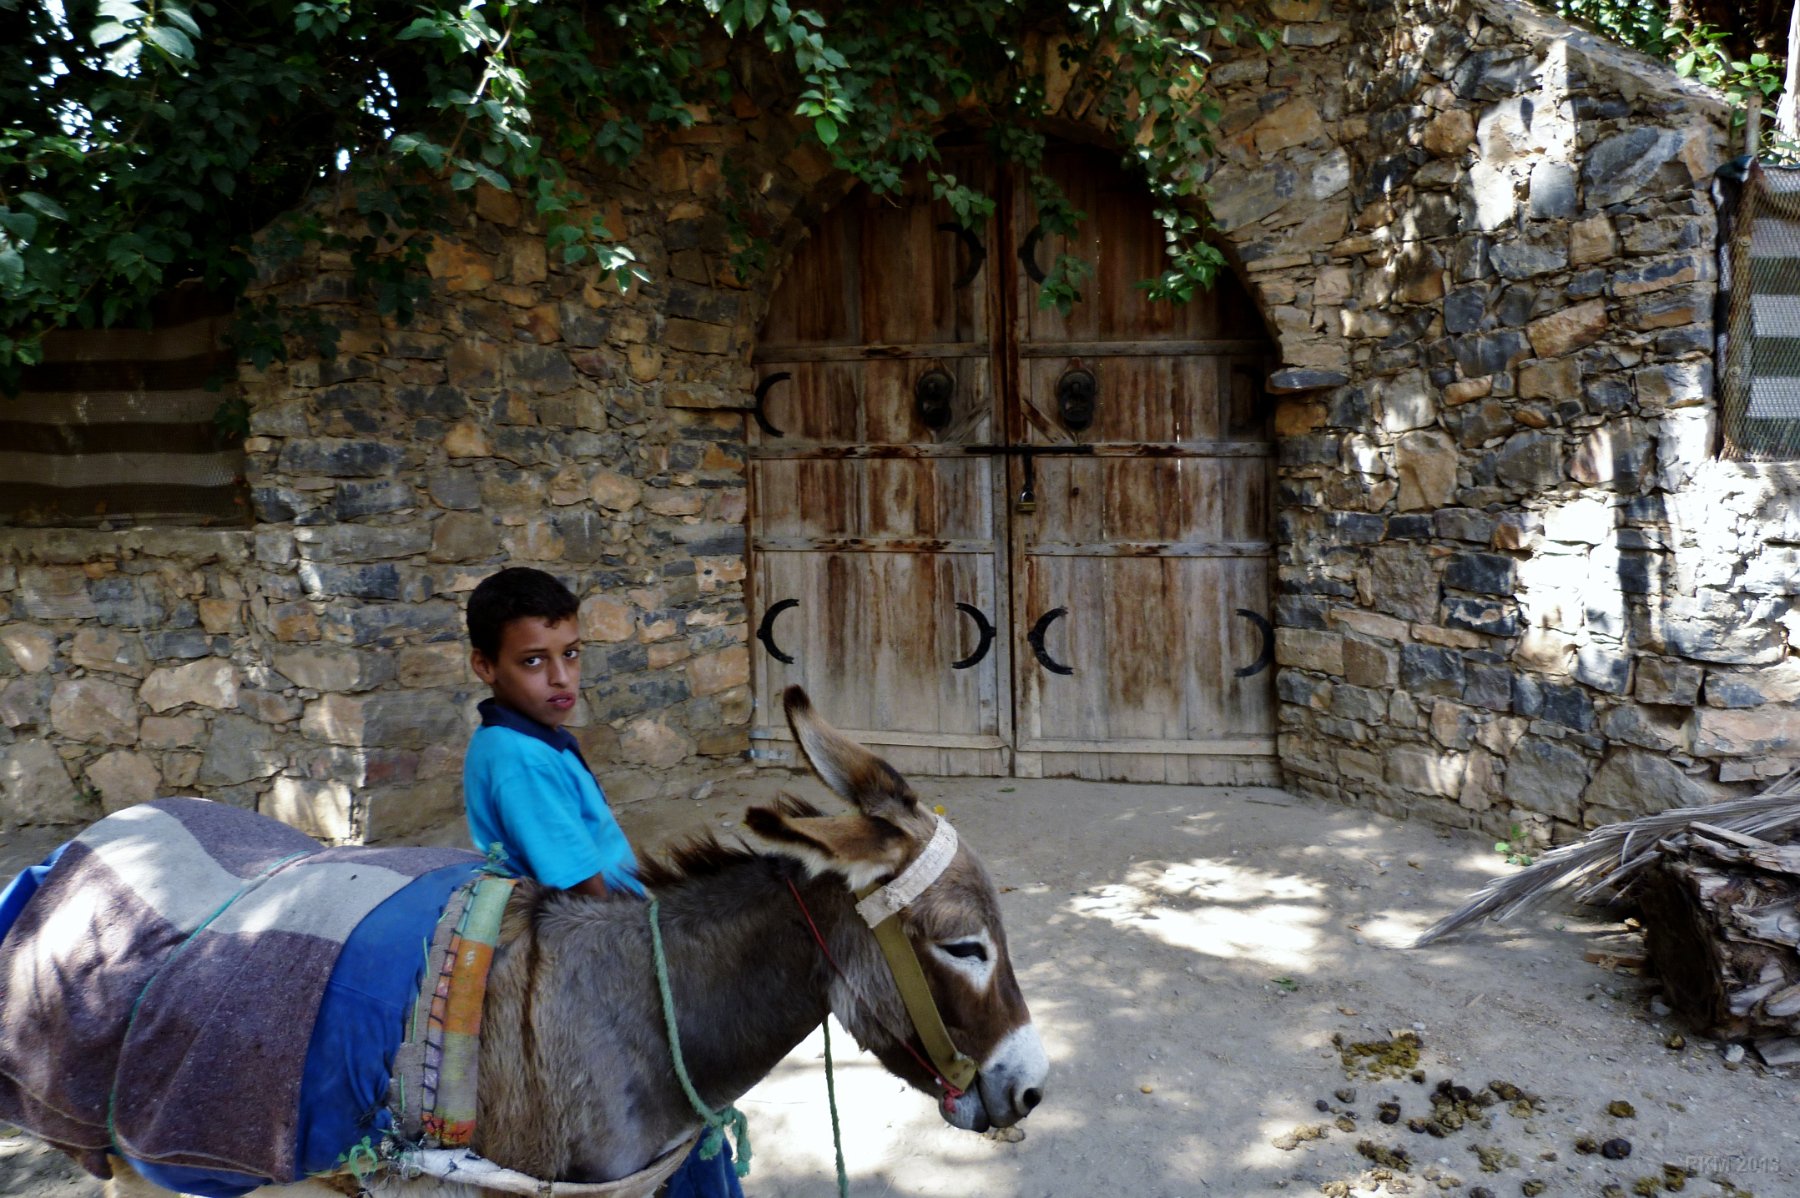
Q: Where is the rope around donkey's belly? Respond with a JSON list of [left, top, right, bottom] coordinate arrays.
[[647, 899, 751, 1178]]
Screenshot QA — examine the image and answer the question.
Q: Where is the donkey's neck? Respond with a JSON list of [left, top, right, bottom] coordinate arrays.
[[649, 858, 853, 1107], [479, 855, 872, 1184]]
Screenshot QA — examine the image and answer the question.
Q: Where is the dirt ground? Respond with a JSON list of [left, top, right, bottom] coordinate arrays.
[[6, 774, 1800, 1198]]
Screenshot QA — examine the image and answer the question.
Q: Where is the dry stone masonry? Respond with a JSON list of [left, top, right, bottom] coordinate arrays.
[[2, 0, 1795, 844]]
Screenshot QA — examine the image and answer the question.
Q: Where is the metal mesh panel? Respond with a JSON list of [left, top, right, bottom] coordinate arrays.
[[1721, 163, 1800, 459]]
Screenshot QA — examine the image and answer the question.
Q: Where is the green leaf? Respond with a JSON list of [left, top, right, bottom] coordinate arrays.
[[813, 113, 838, 145], [146, 23, 195, 59], [0, 210, 39, 241], [161, 4, 201, 37], [96, 0, 144, 21], [19, 193, 69, 220], [91, 19, 133, 45], [0, 247, 23, 291]]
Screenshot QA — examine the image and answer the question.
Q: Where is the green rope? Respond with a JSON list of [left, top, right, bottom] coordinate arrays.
[[822, 1019, 850, 1198], [648, 899, 751, 1178]]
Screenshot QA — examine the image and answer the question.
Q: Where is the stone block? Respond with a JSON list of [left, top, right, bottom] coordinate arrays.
[[239, 688, 302, 724], [71, 628, 147, 677], [687, 647, 749, 697], [1506, 736, 1592, 823], [1422, 108, 1475, 157], [1448, 329, 1532, 376], [1493, 430, 1562, 490], [302, 690, 471, 750], [298, 563, 402, 602], [429, 512, 502, 564], [1579, 749, 1732, 823], [1388, 744, 1465, 797], [1490, 237, 1567, 280], [1569, 215, 1619, 265], [398, 644, 470, 689], [1573, 645, 1631, 695], [19, 567, 98, 620], [263, 777, 357, 841], [334, 478, 416, 518], [87, 750, 162, 813], [1517, 357, 1580, 400], [1694, 706, 1799, 757], [1275, 629, 1344, 675], [0, 626, 55, 674], [1400, 644, 1465, 696], [1582, 127, 1689, 207], [141, 714, 206, 749], [51, 677, 139, 745], [1, 738, 85, 826], [1598, 702, 1690, 753], [295, 526, 431, 563], [1463, 664, 1514, 711], [1394, 430, 1458, 510], [1442, 596, 1520, 637], [140, 659, 238, 713], [1443, 551, 1517, 595], [1542, 497, 1610, 545], [197, 714, 284, 786], [278, 438, 406, 478], [1368, 546, 1440, 623], [1342, 638, 1398, 688], [1705, 661, 1800, 708], [1526, 299, 1607, 358], [1658, 595, 1786, 665], [619, 717, 696, 767], [1331, 683, 1389, 723], [1610, 253, 1705, 298], [580, 596, 636, 644]]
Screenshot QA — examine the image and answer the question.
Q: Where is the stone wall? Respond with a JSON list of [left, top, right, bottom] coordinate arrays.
[[4, 0, 1796, 847], [1199, 0, 1798, 842]]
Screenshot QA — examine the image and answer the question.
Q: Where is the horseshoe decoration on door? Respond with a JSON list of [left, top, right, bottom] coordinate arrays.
[[1234, 609, 1274, 678], [756, 598, 798, 664], [937, 222, 987, 289], [951, 603, 995, 670], [753, 372, 790, 438], [1028, 607, 1073, 676], [1018, 223, 1047, 284]]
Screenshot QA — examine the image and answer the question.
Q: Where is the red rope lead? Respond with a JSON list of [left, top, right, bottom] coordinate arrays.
[[784, 877, 966, 1104]]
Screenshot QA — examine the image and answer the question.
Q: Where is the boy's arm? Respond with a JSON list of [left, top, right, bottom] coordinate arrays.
[[567, 873, 616, 898]]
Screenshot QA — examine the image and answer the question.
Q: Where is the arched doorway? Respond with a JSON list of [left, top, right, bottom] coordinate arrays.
[[748, 143, 1278, 782]]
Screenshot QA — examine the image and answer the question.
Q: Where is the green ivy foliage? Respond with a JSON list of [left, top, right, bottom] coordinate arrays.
[[0, 0, 1268, 392]]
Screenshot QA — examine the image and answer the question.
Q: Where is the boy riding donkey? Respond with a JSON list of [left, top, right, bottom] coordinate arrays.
[[463, 566, 745, 1198]]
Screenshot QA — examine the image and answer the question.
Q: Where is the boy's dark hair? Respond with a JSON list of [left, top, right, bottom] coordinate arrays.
[[466, 567, 580, 659]]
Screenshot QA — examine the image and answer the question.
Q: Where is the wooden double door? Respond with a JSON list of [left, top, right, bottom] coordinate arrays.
[[748, 146, 1277, 782]]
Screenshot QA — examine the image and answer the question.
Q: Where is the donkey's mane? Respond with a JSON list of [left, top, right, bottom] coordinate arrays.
[[632, 792, 824, 889]]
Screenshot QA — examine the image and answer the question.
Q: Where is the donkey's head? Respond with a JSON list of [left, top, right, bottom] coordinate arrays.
[[745, 687, 1047, 1132]]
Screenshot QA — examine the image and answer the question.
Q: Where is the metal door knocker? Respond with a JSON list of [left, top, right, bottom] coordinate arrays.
[[915, 367, 956, 430], [1056, 365, 1097, 432]]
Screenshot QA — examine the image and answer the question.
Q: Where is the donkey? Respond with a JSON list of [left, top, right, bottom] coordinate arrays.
[[95, 686, 1045, 1196]]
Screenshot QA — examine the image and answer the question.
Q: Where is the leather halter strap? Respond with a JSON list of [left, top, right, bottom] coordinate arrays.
[[849, 817, 978, 1095]]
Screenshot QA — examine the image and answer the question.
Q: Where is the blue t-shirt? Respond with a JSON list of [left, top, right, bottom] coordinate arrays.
[[463, 699, 644, 894]]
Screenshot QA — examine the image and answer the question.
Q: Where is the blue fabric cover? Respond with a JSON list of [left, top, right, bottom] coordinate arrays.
[[666, 1139, 747, 1198], [0, 843, 66, 946], [464, 699, 643, 894], [126, 861, 481, 1198]]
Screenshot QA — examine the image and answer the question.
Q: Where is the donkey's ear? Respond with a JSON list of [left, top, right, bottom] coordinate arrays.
[[744, 807, 910, 889], [783, 686, 924, 828]]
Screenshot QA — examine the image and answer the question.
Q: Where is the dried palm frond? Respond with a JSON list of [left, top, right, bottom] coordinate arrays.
[[1414, 766, 1800, 947]]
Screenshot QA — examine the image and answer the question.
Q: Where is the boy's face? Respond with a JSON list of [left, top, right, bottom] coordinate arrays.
[[471, 616, 583, 728]]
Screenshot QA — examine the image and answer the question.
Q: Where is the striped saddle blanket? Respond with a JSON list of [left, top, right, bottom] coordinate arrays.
[[0, 798, 500, 1196]]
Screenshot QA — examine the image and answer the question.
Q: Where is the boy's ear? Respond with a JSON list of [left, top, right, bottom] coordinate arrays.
[[470, 648, 497, 685]]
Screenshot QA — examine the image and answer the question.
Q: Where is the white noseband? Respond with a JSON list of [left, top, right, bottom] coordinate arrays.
[[854, 817, 958, 927]]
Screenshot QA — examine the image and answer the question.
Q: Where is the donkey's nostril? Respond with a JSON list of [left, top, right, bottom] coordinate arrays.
[[1019, 1086, 1043, 1113]]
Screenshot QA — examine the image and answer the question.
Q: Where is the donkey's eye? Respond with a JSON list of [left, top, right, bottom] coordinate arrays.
[[940, 941, 988, 961]]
